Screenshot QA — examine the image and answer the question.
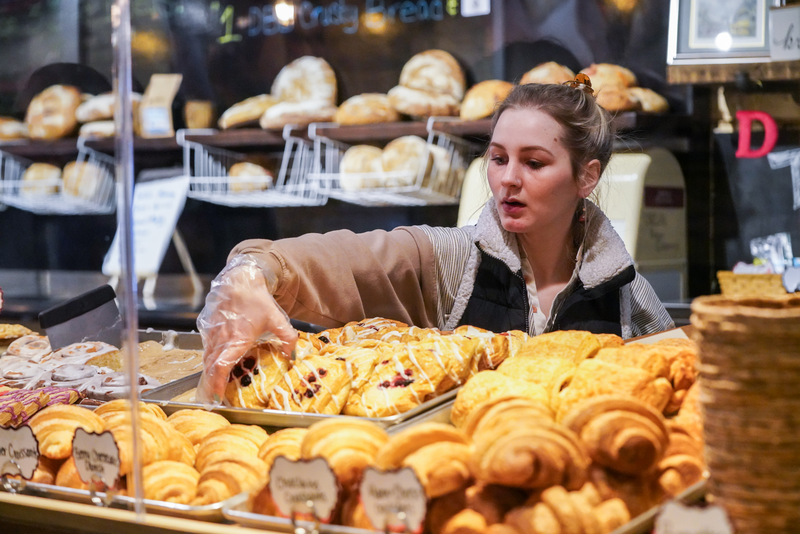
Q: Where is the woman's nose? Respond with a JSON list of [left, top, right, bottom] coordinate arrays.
[[499, 161, 522, 188]]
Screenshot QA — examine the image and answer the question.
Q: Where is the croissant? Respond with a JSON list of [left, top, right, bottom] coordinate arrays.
[[593, 498, 631, 534], [172, 429, 197, 466], [94, 399, 167, 421], [166, 409, 231, 449], [588, 466, 662, 518], [28, 404, 106, 460], [192, 455, 268, 505], [496, 354, 576, 405], [225, 341, 292, 409], [539, 485, 585, 534], [138, 460, 200, 504], [267, 356, 351, 414], [505, 502, 561, 534], [195, 424, 269, 473], [669, 382, 702, 443], [569, 491, 604, 534], [402, 441, 472, 498], [258, 427, 308, 473], [486, 525, 522, 534], [465, 483, 529, 525], [471, 420, 590, 490], [451, 371, 549, 429], [517, 330, 601, 363], [104, 411, 173, 475], [301, 418, 389, 489], [561, 395, 669, 475], [462, 397, 553, 441], [374, 422, 469, 470], [440, 509, 488, 534], [10, 456, 62, 485], [658, 454, 704, 497], [340, 491, 376, 530], [594, 346, 670, 379], [653, 338, 698, 391], [55, 457, 89, 490]]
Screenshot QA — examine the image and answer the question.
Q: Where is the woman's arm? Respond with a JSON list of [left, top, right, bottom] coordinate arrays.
[[626, 273, 675, 337], [228, 226, 440, 328]]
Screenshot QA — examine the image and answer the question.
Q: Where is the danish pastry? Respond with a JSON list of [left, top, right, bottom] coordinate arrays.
[[266, 356, 351, 414], [62, 161, 108, 201], [166, 409, 231, 448], [318, 340, 386, 390], [301, 418, 389, 488], [388, 85, 460, 118], [335, 93, 400, 125], [338, 145, 385, 190], [413, 334, 482, 393], [518, 330, 601, 364], [450, 371, 549, 429], [218, 94, 279, 129], [139, 460, 200, 504], [399, 50, 466, 100], [28, 404, 106, 460], [318, 317, 409, 345], [459, 80, 514, 121], [20, 163, 61, 196], [228, 162, 273, 193], [0, 117, 29, 140], [271, 56, 337, 105], [520, 62, 576, 85], [454, 326, 529, 372], [194, 424, 269, 473], [25, 85, 82, 140], [225, 341, 292, 409], [192, 455, 269, 505]]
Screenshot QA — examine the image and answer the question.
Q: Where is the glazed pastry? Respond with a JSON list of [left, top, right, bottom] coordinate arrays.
[[104, 411, 174, 475], [25, 85, 81, 140], [218, 94, 279, 129], [271, 56, 337, 105], [10, 388, 57, 427], [0, 395, 23, 427], [82, 372, 161, 402], [55, 457, 89, 490], [402, 441, 472, 498], [39, 386, 81, 407], [461, 397, 554, 441], [258, 427, 308, 474], [318, 339, 386, 390], [266, 356, 351, 414], [225, 341, 292, 409], [0, 358, 46, 389], [28, 404, 106, 459], [301, 418, 389, 489], [364, 325, 442, 344], [451, 371, 549, 429], [317, 318, 409, 345], [375, 422, 468, 470], [496, 355, 576, 405], [594, 334, 624, 349], [517, 330, 601, 364], [94, 399, 167, 421], [35, 364, 103, 391], [192, 455, 268, 505], [411, 334, 482, 394], [194, 424, 268, 473], [6, 334, 51, 359], [335, 93, 400, 125], [42, 341, 119, 366], [471, 419, 589, 490], [454, 326, 529, 372], [295, 331, 326, 358], [166, 409, 231, 449], [561, 395, 669, 475], [520, 61, 576, 85], [139, 460, 200, 504], [459, 80, 514, 121], [398, 50, 466, 101], [594, 346, 670, 379]]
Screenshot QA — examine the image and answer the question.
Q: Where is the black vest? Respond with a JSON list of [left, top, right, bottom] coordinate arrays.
[[457, 249, 636, 336]]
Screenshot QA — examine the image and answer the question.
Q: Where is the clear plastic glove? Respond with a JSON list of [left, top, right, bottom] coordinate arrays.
[[196, 254, 297, 404]]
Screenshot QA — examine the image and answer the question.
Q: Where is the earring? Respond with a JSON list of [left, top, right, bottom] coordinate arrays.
[[578, 199, 586, 223]]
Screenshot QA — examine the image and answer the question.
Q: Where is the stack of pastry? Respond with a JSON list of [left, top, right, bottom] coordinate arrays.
[[388, 50, 464, 118], [75, 92, 143, 138]]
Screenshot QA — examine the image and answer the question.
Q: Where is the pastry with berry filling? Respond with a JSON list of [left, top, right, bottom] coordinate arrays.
[[317, 317, 409, 345], [365, 325, 443, 344], [266, 356, 351, 414], [411, 334, 483, 394], [319, 339, 390, 390], [225, 341, 291, 409]]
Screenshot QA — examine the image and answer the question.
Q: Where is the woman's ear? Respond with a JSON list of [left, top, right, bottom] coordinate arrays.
[[578, 159, 601, 198]]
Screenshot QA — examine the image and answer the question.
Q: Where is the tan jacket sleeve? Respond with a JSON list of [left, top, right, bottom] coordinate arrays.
[[228, 227, 439, 329]]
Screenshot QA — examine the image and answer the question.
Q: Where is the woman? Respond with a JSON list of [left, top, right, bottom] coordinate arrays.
[[197, 78, 673, 401]]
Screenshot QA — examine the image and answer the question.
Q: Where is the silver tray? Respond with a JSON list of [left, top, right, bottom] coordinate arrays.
[[223, 492, 379, 533], [609, 479, 708, 534], [1, 478, 232, 521]]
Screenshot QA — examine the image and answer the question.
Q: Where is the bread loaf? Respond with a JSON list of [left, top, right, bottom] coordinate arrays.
[[20, 163, 61, 196], [26, 85, 82, 140]]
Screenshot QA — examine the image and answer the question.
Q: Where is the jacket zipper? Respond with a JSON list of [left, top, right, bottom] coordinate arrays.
[[478, 247, 530, 335]]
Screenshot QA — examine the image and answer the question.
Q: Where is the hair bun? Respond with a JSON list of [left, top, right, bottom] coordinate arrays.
[[562, 74, 594, 97]]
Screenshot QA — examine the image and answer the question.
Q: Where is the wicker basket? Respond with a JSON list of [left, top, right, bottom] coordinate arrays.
[[716, 270, 787, 297], [690, 295, 800, 534]]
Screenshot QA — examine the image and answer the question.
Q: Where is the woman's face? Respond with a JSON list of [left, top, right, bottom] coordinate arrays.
[[487, 107, 583, 236]]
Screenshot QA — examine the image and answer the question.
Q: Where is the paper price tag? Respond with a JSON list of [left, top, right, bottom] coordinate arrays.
[[655, 502, 733, 534], [71, 428, 120, 489], [102, 175, 190, 277], [0, 426, 39, 480], [269, 456, 339, 522], [361, 467, 426, 533]]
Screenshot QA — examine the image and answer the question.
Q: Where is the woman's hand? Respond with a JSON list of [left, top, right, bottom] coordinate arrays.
[[196, 255, 297, 403]]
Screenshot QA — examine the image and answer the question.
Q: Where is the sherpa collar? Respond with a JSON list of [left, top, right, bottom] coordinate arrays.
[[473, 200, 634, 290]]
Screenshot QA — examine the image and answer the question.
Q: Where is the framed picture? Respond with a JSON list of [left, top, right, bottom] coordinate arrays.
[[668, 0, 781, 64]]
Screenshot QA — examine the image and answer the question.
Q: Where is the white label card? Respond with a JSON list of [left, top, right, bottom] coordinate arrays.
[[770, 6, 800, 61], [102, 175, 190, 277], [141, 107, 172, 136], [0, 426, 39, 480], [461, 0, 490, 17], [655, 502, 733, 534], [71, 428, 120, 489], [361, 467, 426, 533], [268, 456, 339, 523]]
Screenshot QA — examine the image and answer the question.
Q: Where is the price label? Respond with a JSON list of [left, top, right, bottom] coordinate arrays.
[[268, 456, 339, 522], [0, 426, 39, 480], [102, 175, 190, 277], [655, 502, 733, 534], [71, 428, 120, 489], [360, 467, 426, 533]]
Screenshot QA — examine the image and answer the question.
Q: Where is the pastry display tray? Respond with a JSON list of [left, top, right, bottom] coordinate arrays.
[[142, 370, 459, 432], [609, 479, 708, 534], [1, 478, 231, 521]]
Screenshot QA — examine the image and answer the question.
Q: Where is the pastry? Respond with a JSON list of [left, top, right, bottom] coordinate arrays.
[[258, 427, 308, 473], [657, 454, 704, 497], [0, 358, 46, 389], [0, 324, 34, 341], [398, 50, 466, 100], [450, 371, 549, 429], [138, 460, 200, 504], [375, 422, 468, 470], [411, 334, 482, 394], [78, 120, 115, 139], [34, 364, 104, 391], [9, 455, 62, 485], [166, 409, 231, 449], [103, 411, 174, 475], [318, 339, 386, 391], [62, 161, 109, 201], [193, 455, 268, 505], [505, 502, 562, 534], [335, 93, 400, 125], [362, 325, 442, 344], [520, 62, 576, 85], [1, 387, 53, 427], [218, 94, 279, 129], [228, 162, 273, 193], [301, 418, 389, 489], [668, 381, 702, 443], [403, 440, 473, 498], [266, 356, 351, 414], [28, 404, 106, 460], [0, 117, 29, 140], [454, 326, 529, 372], [579, 64, 637, 90], [75, 92, 142, 123], [594, 498, 631, 534], [595, 86, 641, 113], [594, 334, 624, 349], [224, 340, 292, 408], [466, 483, 530, 525], [560, 395, 669, 475], [94, 399, 167, 421], [194, 424, 269, 473], [259, 99, 338, 130], [460, 80, 514, 121], [338, 145, 385, 191], [55, 457, 89, 490], [652, 338, 697, 391], [6, 334, 50, 359], [594, 346, 670, 379], [271, 56, 337, 105], [388, 85, 460, 118], [588, 466, 662, 518], [20, 163, 61, 196], [517, 330, 601, 364], [496, 354, 576, 405], [462, 397, 554, 441], [42, 341, 119, 366], [380, 135, 429, 188], [25, 85, 82, 140], [440, 509, 488, 534], [82, 372, 161, 401], [317, 318, 409, 345], [627, 87, 668, 113], [294, 331, 327, 358], [137, 345, 204, 384]]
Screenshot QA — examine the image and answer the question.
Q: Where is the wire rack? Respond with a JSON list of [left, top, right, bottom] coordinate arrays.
[[306, 117, 480, 207], [0, 137, 115, 215], [178, 127, 328, 208]]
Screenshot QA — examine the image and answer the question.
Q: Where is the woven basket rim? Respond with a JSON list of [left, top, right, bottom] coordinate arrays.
[[691, 294, 800, 319]]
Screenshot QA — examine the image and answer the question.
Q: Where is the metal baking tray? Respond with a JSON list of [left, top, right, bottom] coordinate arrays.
[[223, 492, 379, 533], [142, 372, 459, 432], [1, 478, 232, 521], [609, 479, 708, 534]]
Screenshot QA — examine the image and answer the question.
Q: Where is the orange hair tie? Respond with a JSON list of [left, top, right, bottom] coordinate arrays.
[[562, 73, 594, 96]]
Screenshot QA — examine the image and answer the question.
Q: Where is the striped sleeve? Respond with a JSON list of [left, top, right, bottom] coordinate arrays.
[[628, 272, 675, 337], [417, 225, 474, 329]]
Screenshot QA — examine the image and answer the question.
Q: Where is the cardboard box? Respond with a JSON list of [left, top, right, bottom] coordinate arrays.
[[139, 74, 183, 138]]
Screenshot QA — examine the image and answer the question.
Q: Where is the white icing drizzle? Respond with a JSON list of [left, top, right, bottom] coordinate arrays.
[[400, 347, 435, 390], [162, 330, 179, 351]]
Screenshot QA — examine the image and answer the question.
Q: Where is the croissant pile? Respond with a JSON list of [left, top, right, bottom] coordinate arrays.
[[224, 318, 530, 417]]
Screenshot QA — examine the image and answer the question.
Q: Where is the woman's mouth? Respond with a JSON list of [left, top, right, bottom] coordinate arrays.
[[501, 199, 525, 213]]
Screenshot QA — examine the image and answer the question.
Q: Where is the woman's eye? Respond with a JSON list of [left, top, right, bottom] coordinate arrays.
[[490, 156, 506, 165], [527, 160, 543, 169]]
